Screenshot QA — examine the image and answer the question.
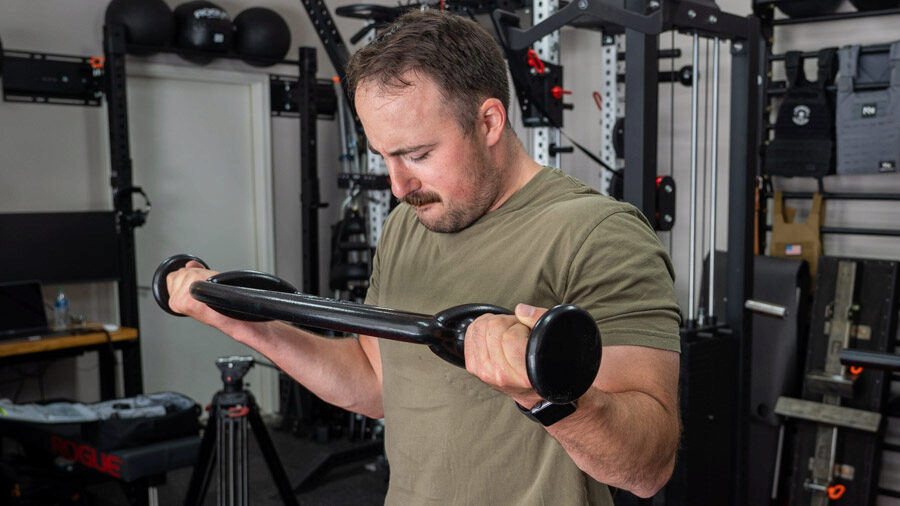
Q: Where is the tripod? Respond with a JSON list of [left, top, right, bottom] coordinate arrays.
[[184, 356, 298, 506]]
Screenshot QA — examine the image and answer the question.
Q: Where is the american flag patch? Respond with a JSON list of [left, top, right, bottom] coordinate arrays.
[[785, 244, 802, 256]]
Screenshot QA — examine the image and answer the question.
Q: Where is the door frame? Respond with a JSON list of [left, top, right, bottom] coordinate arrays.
[[127, 61, 275, 272]]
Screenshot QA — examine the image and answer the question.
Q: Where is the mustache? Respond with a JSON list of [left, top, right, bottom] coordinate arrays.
[[403, 191, 441, 207]]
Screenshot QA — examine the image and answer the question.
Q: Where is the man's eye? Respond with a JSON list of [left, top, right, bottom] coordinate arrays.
[[411, 151, 431, 162]]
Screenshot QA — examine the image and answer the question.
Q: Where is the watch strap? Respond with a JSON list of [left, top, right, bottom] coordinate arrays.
[[516, 399, 577, 426]]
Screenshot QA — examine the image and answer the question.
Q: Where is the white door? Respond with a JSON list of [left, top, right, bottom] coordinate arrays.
[[127, 63, 278, 412]]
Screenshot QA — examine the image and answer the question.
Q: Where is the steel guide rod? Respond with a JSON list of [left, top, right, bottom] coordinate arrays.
[[688, 31, 700, 324], [707, 37, 720, 322]]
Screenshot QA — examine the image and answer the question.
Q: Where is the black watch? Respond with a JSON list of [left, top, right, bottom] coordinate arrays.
[[516, 399, 578, 426]]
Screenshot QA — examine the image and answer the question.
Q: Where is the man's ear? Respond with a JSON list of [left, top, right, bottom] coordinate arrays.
[[479, 97, 506, 148]]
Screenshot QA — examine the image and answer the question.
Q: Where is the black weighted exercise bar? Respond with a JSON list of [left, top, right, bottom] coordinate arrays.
[[152, 254, 602, 404]]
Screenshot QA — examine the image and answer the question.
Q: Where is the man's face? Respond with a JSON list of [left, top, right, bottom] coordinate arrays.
[[355, 75, 502, 233]]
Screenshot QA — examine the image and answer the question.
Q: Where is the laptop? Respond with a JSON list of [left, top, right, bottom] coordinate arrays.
[[0, 280, 51, 341]]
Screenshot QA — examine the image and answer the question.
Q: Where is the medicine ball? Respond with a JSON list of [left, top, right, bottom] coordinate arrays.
[[104, 0, 175, 53], [850, 0, 900, 10], [233, 7, 291, 67], [173, 0, 233, 64], [776, 0, 841, 18]]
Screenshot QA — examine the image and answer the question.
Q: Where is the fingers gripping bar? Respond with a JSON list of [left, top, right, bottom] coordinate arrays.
[[153, 254, 602, 404]]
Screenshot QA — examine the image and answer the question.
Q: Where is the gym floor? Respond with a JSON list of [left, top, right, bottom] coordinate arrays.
[[158, 427, 388, 506]]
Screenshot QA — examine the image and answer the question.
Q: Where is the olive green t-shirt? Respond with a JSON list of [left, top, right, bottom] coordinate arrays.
[[366, 166, 681, 505]]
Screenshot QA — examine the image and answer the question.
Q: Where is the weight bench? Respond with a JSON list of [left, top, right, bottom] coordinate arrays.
[[1, 418, 200, 506]]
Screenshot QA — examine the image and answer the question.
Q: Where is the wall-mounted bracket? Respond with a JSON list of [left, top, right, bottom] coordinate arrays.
[[270, 75, 337, 119], [2, 50, 104, 106]]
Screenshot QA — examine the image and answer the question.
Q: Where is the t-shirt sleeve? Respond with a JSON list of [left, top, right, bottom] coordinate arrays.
[[364, 244, 381, 307], [563, 210, 682, 352], [364, 206, 404, 307]]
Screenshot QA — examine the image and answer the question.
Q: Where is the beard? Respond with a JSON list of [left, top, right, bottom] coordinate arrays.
[[406, 148, 502, 233]]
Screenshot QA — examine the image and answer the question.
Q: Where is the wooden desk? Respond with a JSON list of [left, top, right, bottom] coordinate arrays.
[[0, 326, 140, 400], [0, 326, 137, 358]]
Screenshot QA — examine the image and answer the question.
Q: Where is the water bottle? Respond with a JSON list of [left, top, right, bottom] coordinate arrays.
[[53, 287, 69, 330]]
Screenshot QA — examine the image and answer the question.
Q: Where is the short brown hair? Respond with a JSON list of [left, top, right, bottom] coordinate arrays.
[[345, 9, 510, 132]]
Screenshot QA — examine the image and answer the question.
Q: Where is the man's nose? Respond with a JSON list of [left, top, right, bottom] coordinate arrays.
[[386, 160, 419, 200]]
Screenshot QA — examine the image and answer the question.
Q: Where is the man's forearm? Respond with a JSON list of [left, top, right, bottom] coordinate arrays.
[[224, 320, 384, 418], [547, 388, 680, 497], [463, 308, 680, 496]]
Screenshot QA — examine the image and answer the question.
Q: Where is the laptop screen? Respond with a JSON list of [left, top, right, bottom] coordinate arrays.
[[0, 280, 50, 339]]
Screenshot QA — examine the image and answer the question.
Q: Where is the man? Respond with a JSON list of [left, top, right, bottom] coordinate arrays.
[[167, 9, 681, 505]]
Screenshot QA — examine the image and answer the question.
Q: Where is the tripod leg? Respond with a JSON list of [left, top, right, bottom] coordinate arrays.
[[242, 414, 249, 506], [224, 410, 249, 506], [220, 411, 227, 506], [185, 405, 219, 506], [218, 407, 251, 506], [248, 406, 300, 506]]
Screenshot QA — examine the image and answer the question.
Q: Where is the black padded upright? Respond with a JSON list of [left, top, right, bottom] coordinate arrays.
[[699, 252, 810, 505]]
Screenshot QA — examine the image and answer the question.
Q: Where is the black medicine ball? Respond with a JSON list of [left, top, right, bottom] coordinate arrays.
[[233, 7, 291, 67], [174, 0, 233, 64], [105, 0, 175, 53], [776, 0, 841, 17], [850, 0, 900, 10]]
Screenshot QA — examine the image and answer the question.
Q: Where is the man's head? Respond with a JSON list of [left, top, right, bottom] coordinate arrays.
[[346, 9, 528, 234], [354, 70, 506, 233], [345, 9, 510, 133]]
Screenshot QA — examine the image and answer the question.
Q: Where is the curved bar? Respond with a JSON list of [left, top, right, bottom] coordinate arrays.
[[191, 281, 600, 403], [432, 303, 513, 367], [156, 254, 601, 404], [190, 280, 443, 345]]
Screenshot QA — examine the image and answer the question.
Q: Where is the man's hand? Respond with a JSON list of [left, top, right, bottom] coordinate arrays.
[[463, 303, 548, 407], [165, 260, 385, 418], [165, 260, 234, 329]]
